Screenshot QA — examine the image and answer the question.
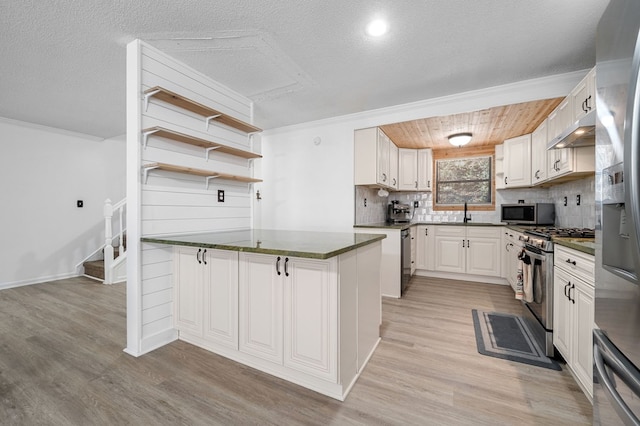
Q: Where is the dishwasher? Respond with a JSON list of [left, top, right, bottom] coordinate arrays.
[[401, 228, 411, 295]]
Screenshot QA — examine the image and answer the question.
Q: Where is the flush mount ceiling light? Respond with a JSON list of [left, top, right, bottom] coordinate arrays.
[[448, 133, 473, 147], [366, 19, 388, 37]]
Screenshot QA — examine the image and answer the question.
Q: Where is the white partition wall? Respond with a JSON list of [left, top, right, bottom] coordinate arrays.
[[125, 40, 259, 356]]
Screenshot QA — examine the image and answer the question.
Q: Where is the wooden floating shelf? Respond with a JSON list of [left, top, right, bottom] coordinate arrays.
[[143, 127, 262, 160], [143, 162, 262, 187], [143, 87, 262, 134]]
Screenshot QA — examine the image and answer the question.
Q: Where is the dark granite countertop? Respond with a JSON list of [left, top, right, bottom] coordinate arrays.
[[142, 229, 386, 259], [552, 238, 596, 256], [354, 222, 504, 229]]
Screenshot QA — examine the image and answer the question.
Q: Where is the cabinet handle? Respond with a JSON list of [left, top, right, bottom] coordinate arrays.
[[504, 176, 508, 185], [569, 283, 575, 304], [392, 178, 396, 186], [428, 180, 431, 188], [425, 228, 428, 236], [587, 94, 592, 110], [462, 239, 466, 248], [564, 282, 570, 298], [197, 248, 202, 264], [565, 258, 577, 266], [382, 173, 387, 182], [284, 257, 289, 277], [467, 239, 470, 248], [276, 256, 281, 275], [582, 99, 588, 113], [415, 181, 418, 189], [535, 170, 540, 179], [202, 249, 207, 265]]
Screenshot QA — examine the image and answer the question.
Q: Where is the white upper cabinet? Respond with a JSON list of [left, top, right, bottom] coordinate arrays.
[[398, 148, 432, 191], [503, 134, 532, 188], [531, 119, 548, 185], [389, 141, 399, 190], [417, 149, 433, 191], [354, 127, 397, 189], [548, 97, 573, 143], [570, 68, 596, 122], [398, 149, 418, 190], [495, 144, 505, 190]]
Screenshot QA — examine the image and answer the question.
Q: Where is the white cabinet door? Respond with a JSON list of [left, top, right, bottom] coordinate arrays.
[[376, 129, 391, 187], [239, 252, 283, 364], [495, 144, 506, 190], [434, 226, 465, 274], [571, 68, 595, 122], [389, 141, 399, 190], [573, 279, 594, 397], [531, 119, 548, 184], [503, 134, 532, 188], [553, 268, 572, 361], [174, 247, 204, 335], [398, 148, 418, 191], [466, 228, 501, 277], [283, 257, 338, 381], [203, 249, 239, 349], [410, 227, 417, 275], [416, 225, 435, 271], [417, 149, 433, 191]]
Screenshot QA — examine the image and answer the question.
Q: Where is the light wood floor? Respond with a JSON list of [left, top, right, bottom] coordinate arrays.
[[0, 275, 592, 425]]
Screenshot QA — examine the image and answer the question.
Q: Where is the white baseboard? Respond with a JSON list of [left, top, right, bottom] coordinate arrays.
[[0, 271, 80, 291], [124, 328, 179, 357], [413, 270, 509, 286]]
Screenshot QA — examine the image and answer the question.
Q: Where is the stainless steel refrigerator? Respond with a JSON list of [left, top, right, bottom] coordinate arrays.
[[593, 0, 640, 424]]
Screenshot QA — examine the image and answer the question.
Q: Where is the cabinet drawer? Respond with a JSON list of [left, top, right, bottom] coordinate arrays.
[[467, 226, 501, 239], [554, 245, 594, 285], [433, 226, 465, 238]]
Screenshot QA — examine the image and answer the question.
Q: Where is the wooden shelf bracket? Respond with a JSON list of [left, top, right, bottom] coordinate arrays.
[[205, 175, 220, 190], [205, 114, 222, 131], [142, 164, 160, 184], [205, 146, 222, 161], [143, 89, 161, 112], [142, 128, 160, 149]]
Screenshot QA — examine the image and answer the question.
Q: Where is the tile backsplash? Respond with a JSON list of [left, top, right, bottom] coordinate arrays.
[[354, 176, 595, 228]]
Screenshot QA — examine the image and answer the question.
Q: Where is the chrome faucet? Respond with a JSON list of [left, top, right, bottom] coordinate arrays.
[[463, 202, 471, 223]]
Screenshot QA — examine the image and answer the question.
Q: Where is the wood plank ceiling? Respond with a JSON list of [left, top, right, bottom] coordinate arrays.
[[380, 98, 563, 150]]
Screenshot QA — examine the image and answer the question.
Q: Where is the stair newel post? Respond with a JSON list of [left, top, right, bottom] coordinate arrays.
[[118, 205, 125, 256], [103, 198, 114, 284]]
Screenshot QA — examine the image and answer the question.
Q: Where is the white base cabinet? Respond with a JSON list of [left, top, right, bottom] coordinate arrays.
[[552, 245, 595, 400], [174, 243, 382, 401], [433, 226, 501, 277], [174, 247, 238, 349]]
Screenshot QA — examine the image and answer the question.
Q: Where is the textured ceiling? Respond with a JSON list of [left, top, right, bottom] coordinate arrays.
[[0, 1, 608, 139]]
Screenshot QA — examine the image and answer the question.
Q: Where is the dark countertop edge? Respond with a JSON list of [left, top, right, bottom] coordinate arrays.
[[141, 234, 386, 260], [354, 222, 505, 229], [552, 238, 595, 256]]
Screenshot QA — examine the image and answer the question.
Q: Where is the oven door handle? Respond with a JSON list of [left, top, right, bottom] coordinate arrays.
[[523, 249, 547, 263]]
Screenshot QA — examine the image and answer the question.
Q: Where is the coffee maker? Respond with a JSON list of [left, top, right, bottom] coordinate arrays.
[[387, 200, 412, 224]]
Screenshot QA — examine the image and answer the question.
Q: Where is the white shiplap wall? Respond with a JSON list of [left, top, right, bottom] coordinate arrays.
[[126, 40, 259, 356]]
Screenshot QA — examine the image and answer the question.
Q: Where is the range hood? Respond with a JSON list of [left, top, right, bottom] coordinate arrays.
[[547, 110, 596, 150]]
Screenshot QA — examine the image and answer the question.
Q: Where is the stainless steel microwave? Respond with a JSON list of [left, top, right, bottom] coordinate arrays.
[[500, 203, 555, 225]]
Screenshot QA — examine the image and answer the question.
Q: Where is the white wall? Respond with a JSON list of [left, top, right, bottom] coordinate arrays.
[[0, 119, 125, 289], [126, 40, 258, 356], [259, 71, 589, 232]]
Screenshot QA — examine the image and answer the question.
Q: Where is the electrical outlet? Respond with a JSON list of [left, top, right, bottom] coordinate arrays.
[[218, 190, 225, 202], [77, 200, 83, 208]]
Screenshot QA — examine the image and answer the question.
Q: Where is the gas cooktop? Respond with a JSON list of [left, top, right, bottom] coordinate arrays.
[[525, 227, 596, 239]]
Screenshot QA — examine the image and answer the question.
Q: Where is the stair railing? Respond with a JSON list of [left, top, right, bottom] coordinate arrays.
[[104, 197, 126, 284]]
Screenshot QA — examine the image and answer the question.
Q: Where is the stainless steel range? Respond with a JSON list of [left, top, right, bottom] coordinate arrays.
[[520, 227, 595, 357]]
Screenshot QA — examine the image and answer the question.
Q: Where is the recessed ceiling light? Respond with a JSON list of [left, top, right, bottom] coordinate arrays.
[[366, 19, 388, 37]]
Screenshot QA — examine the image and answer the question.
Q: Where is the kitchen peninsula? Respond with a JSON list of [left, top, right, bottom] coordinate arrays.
[[142, 229, 385, 401]]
